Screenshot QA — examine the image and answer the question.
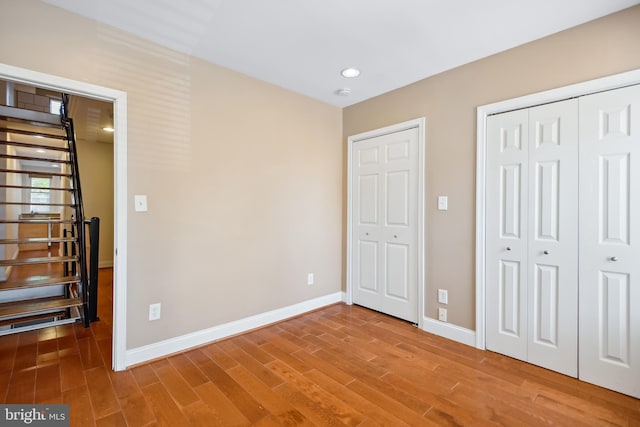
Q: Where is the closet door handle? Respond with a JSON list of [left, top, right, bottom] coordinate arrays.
[[610, 256, 618, 262], [506, 247, 511, 251], [543, 250, 550, 255]]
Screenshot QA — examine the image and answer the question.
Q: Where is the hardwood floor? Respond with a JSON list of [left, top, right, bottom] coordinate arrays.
[[1, 270, 639, 426]]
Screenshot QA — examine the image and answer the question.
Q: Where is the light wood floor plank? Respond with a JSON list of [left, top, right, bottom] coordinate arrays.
[[0, 267, 637, 426]]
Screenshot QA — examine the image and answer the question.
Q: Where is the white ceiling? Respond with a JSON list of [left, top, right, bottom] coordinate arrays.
[[42, 0, 640, 107]]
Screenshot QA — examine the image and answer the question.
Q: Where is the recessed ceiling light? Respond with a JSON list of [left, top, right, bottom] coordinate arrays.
[[341, 68, 360, 78], [103, 127, 114, 132], [335, 88, 352, 96]]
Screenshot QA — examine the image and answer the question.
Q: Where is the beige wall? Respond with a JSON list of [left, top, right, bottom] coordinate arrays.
[[0, 0, 343, 349], [76, 138, 114, 267], [3, 1, 638, 348], [343, 5, 640, 329]]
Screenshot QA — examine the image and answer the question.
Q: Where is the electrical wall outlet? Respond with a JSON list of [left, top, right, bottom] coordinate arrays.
[[438, 289, 448, 304], [438, 307, 447, 322], [307, 273, 314, 285], [134, 195, 148, 212], [149, 303, 161, 321]]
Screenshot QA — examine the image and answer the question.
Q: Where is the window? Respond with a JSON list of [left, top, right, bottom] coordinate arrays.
[[50, 99, 62, 115], [30, 176, 52, 213]]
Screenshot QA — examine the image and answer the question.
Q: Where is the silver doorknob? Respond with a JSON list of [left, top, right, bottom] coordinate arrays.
[[610, 256, 618, 262], [506, 247, 511, 251], [543, 250, 550, 255], [394, 235, 398, 238], [365, 232, 369, 236]]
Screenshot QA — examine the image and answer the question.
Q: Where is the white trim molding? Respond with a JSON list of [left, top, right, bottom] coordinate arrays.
[[422, 317, 476, 348], [0, 63, 129, 371], [475, 68, 640, 350], [346, 118, 426, 329], [126, 292, 344, 367]]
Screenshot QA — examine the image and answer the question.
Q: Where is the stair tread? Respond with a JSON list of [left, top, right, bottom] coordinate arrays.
[[0, 105, 63, 126], [0, 297, 82, 320], [0, 237, 76, 244], [0, 219, 75, 224], [0, 201, 77, 207], [0, 276, 81, 291], [0, 256, 77, 267], [0, 153, 70, 163], [0, 138, 68, 151], [0, 126, 67, 140], [0, 168, 72, 177], [0, 311, 76, 328], [0, 184, 73, 192]]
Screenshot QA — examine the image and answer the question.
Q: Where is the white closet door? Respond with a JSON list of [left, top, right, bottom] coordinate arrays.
[[527, 100, 578, 377], [486, 109, 529, 360], [352, 128, 419, 323], [579, 84, 640, 398]]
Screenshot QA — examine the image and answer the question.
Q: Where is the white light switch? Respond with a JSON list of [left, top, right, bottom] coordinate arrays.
[[134, 195, 148, 212], [438, 196, 448, 211]]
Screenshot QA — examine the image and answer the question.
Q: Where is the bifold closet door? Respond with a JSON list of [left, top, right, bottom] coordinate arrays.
[[486, 109, 529, 361], [579, 84, 640, 398], [486, 99, 579, 377], [351, 127, 419, 323], [526, 100, 578, 377]]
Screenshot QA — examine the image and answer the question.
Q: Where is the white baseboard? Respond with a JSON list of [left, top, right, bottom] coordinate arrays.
[[422, 316, 476, 347], [125, 291, 344, 367]]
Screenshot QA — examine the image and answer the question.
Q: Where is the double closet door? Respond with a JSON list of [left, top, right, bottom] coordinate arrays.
[[486, 85, 639, 398]]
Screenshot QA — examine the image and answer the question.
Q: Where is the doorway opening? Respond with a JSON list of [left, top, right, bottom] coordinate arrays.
[[0, 63, 127, 370]]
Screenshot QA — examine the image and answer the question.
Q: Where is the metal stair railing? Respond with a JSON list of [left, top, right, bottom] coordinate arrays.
[[61, 94, 90, 328]]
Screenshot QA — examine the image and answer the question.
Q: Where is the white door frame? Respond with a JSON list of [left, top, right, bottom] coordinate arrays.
[[346, 118, 426, 329], [475, 68, 640, 350], [0, 63, 128, 371]]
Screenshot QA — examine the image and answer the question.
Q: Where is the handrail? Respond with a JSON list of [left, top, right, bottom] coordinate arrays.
[[61, 94, 90, 327]]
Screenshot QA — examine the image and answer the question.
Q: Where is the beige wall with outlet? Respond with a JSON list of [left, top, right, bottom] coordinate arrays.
[[343, 5, 640, 329], [2, 0, 639, 349], [0, 0, 343, 349]]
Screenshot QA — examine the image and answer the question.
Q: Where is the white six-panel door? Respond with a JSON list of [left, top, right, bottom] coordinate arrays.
[[579, 85, 640, 398], [486, 84, 640, 398], [527, 100, 579, 377], [486, 109, 529, 361], [352, 128, 418, 323], [486, 100, 579, 376]]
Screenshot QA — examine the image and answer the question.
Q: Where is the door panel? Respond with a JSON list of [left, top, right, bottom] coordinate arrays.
[[599, 271, 630, 365], [533, 264, 558, 346], [599, 154, 630, 244], [527, 99, 578, 377], [486, 110, 528, 360], [352, 128, 419, 322], [535, 161, 559, 241], [579, 84, 640, 398], [385, 243, 409, 300], [386, 171, 409, 226], [499, 260, 521, 337], [358, 175, 378, 225], [358, 241, 378, 292], [501, 164, 522, 239]]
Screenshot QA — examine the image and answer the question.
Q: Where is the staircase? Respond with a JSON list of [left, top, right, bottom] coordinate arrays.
[[0, 94, 98, 335]]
